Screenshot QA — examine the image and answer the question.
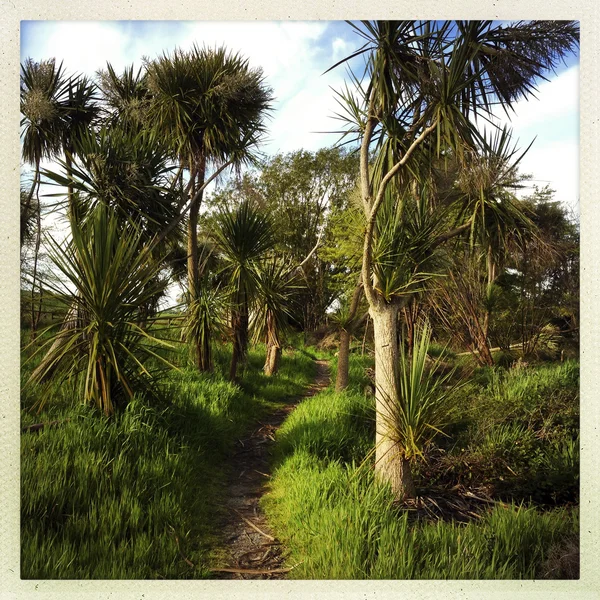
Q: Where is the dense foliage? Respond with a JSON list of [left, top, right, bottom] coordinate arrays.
[[20, 20, 580, 581]]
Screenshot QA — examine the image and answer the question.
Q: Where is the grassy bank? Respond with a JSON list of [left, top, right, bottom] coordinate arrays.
[[21, 333, 315, 579], [263, 353, 579, 579]]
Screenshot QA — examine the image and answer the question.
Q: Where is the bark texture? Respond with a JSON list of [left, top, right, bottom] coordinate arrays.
[[263, 344, 281, 376], [334, 275, 363, 392], [187, 155, 210, 371], [335, 329, 351, 392], [230, 308, 249, 381], [371, 302, 413, 499]]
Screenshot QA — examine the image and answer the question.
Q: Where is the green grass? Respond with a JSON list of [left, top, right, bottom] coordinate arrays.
[[21, 335, 315, 579], [264, 451, 578, 579], [263, 353, 580, 579], [437, 360, 580, 505]]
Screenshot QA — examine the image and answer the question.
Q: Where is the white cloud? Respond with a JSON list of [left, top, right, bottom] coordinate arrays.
[[180, 21, 328, 104], [481, 65, 579, 211], [23, 22, 131, 75], [500, 66, 579, 135], [21, 21, 579, 213], [332, 37, 349, 59], [516, 140, 579, 213]]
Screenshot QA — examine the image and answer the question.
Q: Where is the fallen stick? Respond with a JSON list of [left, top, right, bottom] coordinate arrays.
[[211, 563, 301, 576], [232, 508, 275, 541], [210, 567, 291, 575], [254, 469, 271, 478], [168, 526, 195, 568]]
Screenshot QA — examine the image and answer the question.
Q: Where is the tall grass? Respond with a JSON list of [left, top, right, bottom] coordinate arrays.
[[440, 359, 580, 504], [264, 451, 578, 579], [21, 340, 315, 579], [263, 352, 579, 579]]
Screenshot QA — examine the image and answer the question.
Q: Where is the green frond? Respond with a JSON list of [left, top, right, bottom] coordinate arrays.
[[26, 204, 173, 414]]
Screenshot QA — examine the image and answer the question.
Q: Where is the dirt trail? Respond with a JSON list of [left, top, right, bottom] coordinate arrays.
[[212, 358, 330, 580]]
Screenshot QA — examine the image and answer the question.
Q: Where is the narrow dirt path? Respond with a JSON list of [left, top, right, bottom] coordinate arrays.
[[212, 358, 330, 580]]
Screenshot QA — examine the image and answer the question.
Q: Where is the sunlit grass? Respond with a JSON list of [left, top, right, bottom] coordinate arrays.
[[263, 352, 580, 579], [21, 338, 315, 579]]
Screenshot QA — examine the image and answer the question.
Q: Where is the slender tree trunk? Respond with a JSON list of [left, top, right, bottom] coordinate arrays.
[[200, 327, 213, 372], [230, 298, 249, 381], [31, 202, 43, 337], [479, 245, 496, 366], [21, 166, 38, 248], [187, 154, 209, 371], [335, 274, 363, 392], [29, 164, 42, 339], [65, 150, 76, 222], [361, 314, 370, 355], [335, 329, 351, 392], [402, 298, 421, 357], [264, 343, 273, 375], [264, 343, 281, 376], [263, 313, 282, 376], [372, 302, 415, 500]]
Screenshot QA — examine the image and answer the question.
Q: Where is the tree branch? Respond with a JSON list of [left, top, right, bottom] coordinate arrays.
[[360, 103, 377, 214], [361, 119, 439, 308], [347, 272, 364, 325], [298, 228, 324, 272], [431, 219, 473, 250], [151, 158, 234, 251]]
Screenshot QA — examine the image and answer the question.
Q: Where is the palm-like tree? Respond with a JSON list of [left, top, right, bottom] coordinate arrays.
[[333, 20, 579, 499], [21, 59, 66, 221], [58, 74, 100, 217], [213, 200, 275, 380], [21, 59, 67, 337], [331, 276, 364, 391], [146, 45, 273, 371], [431, 128, 535, 366], [31, 125, 180, 384], [21, 59, 99, 338], [252, 257, 302, 376], [97, 63, 151, 132]]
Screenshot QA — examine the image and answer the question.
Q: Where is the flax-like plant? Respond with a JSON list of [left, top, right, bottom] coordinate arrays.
[[182, 244, 227, 372], [213, 199, 275, 380], [377, 319, 458, 497], [26, 205, 175, 415], [252, 257, 302, 376]]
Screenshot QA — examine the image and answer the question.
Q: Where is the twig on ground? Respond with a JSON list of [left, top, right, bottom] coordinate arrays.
[[211, 562, 301, 576], [232, 508, 275, 541], [168, 526, 195, 568]]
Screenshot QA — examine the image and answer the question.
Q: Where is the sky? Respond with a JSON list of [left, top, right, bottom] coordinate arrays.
[[20, 20, 580, 224]]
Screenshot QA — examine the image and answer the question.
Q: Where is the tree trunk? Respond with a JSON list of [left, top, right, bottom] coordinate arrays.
[[371, 302, 415, 500], [335, 329, 351, 392], [65, 150, 76, 222], [264, 343, 281, 376], [30, 166, 42, 339], [187, 154, 208, 371], [335, 274, 363, 392], [199, 327, 212, 372], [230, 303, 249, 381]]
